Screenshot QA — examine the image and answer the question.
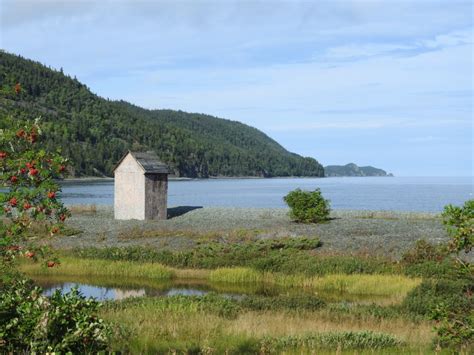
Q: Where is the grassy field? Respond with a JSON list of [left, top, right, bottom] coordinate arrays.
[[20, 207, 472, 353]]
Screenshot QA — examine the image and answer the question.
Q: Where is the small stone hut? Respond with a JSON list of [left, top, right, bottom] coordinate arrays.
[[114, 151, 169, 220]]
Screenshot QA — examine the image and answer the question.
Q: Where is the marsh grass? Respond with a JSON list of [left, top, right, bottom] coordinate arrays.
[[99, 295, 433, 353], [209, 267, 421, 300], [19, 257, 174, 280], [21, 257, 420, 301]]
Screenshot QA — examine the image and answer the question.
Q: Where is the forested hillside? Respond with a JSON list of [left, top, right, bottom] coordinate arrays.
[[324, 163, 392, 177], [0, 51, 323, 177]]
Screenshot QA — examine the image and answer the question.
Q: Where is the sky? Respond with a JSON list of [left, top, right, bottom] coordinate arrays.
[[1, 0, 473, 176]]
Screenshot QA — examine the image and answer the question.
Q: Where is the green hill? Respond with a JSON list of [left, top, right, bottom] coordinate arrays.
[[0, 51, 324, 178], [324, 163, 392, 177]]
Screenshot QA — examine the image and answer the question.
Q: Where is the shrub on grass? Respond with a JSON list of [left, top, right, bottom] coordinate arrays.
[[284, 188, 330, 223], [0, 279, 110, 353], [402, 279, 472, 317]]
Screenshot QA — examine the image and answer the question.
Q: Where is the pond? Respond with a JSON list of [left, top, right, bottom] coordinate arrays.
[[35, 276, 397, 305]]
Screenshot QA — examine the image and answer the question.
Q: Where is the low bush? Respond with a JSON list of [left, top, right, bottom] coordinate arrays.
[[284, 188, 331, 223], [402, 279, 473, 317], [401, 240, 449, 265], [0, 278, 110, 353]]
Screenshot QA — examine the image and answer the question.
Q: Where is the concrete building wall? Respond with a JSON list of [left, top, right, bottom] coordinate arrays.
[[144, 173, 168, 220], [114, 153, 145, 220]]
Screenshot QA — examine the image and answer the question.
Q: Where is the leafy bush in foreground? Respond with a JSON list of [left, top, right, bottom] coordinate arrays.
[[442, 199, 473, 255], [284, 188, 330, 223], [0, 279, 110, 352]]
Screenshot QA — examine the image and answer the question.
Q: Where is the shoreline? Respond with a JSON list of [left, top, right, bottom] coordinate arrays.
[[60, 175, 402, 183]]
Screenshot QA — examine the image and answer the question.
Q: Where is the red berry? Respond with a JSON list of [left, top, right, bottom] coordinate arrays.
[[59, 214, 66, 222], [14, 83, 21, 94], [59, 165, 66, 172], [29, 168, 38, 176], [0, 152, 7, 159], [23, 202, 31, 210], [20, 168, 26, 174], [47, 261, 56, 268], [47, 191, 56, 199], [9, 197, 17, 207], [16, 129, 25, 138], [25, 251, 35, 258], [26, 162, 33, 168], [10, 175, 18, 183]]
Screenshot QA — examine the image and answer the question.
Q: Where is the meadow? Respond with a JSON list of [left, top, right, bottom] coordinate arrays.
[[21, 212, 473, 354]]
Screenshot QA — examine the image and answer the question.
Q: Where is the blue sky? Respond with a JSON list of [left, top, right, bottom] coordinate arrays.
[[1, 0, 472, 176]]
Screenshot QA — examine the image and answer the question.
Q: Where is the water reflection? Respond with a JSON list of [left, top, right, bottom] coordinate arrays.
[[35, 277, 395, 304]]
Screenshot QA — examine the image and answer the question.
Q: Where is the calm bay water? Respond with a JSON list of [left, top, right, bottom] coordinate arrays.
[[59, 176, 473, 212]]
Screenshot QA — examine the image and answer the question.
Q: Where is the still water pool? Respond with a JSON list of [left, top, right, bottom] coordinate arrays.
[[59, 176, 473, 212], [35, 277, 397, 305]]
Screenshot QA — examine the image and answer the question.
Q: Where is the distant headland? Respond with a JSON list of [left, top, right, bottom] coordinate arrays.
[[324, 163, 393, 177]]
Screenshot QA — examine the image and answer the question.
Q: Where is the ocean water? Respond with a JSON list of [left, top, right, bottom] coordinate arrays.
[[59, 176, 473, 212]]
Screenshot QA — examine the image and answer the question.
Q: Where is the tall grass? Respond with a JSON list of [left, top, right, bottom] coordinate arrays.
[[209, 267, 263, 283], [100, 295, 433, 353], [19, 257, 173, 280], [209, 267, 421, 298]]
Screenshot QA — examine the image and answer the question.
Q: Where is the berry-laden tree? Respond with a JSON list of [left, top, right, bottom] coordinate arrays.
[[0, 116, 69, 271], [0, 86, 110, 353]]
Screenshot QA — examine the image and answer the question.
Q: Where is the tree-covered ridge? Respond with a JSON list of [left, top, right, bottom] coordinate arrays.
[[0, 51, 324, 178], [324, 163, 392, 177]]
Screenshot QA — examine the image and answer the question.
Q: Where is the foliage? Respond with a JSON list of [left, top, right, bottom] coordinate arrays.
[[0, 114, 111, 352], [0, 51, 324, 178], [0, 278, 110, 352], [402, 279, 473, 318], [0, 117, 68, 272], [401, 240, 449, 265], [430, 302, 474, 350], [442, 199, 473, 255], [284, 188, 331, 223], [401, 240, 460, 278]]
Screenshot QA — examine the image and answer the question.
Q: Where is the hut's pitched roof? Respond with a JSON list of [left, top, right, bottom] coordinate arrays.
[[114, 151, 169, 174]]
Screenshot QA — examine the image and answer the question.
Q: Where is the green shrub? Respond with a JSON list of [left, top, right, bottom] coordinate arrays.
[[401, 240, 449, 265], [0, 279, 110, 352], [402, 279, 473, 317], [442, 199, 473, 254], [284, 188, 331, 223]]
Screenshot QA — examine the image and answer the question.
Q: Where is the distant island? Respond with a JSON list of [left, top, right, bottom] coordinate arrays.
[[324, 163, 393, 177], [0, 51, 324, 178]]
